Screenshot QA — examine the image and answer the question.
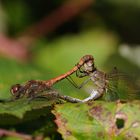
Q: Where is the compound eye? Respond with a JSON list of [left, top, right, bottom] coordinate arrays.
[[10, 84, 21, 96]]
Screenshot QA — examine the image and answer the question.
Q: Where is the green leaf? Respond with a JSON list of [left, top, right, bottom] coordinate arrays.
[[0, 98, 56, 125], [53, 101, 140, 140]]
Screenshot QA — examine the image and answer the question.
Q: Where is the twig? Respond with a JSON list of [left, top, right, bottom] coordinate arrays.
[[0, 128, 44, 140], [0, 128, 32, 140]]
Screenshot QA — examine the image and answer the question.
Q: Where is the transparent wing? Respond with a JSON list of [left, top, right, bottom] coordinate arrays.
[[98, 67, 119, 101], [104, 83, 120, 101], [106, 67, 140, 101]]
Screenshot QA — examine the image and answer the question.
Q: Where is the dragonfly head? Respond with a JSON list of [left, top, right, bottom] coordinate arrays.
[[10, 84, 22, 98], [83, 59, 95, 73]]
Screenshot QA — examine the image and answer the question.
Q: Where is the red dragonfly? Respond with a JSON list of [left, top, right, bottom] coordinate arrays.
[[10, 55, 93, 103], [67, 55, 140, 102]]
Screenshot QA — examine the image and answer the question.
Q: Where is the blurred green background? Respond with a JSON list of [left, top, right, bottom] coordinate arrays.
[[0, 0, 140, 100]]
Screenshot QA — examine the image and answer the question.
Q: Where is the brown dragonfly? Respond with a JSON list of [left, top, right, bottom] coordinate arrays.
[[10, 55, 93, 103], [67, 55, 140, 102]]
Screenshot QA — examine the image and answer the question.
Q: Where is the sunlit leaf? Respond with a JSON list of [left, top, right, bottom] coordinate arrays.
[[53, 101, 140, 140]]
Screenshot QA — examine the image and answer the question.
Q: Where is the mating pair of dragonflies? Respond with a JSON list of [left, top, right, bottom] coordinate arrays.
[[10, 55, 140, 103]]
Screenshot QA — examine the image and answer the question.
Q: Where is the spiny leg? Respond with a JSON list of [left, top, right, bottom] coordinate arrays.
[[58, 94, 82, 103], [66, 76, 91, 89], [25, 89, 82, 103], [76, 68, 88, 78]]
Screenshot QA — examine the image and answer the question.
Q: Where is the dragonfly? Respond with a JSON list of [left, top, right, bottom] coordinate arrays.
[[67, 55, 140, 102], [10, 55, 93, 103]]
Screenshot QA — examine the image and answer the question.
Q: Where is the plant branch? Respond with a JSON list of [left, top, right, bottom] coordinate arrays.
[[0, 128, 43, 140]]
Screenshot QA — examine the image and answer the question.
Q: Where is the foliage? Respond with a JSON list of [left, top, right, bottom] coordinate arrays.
[[0, 29, 139, 139], [0, 0, 140, 139], [53, 101, 140, 140]]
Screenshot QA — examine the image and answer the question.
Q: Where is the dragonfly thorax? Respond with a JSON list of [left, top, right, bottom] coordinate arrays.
[[89, 70, 108, 90]]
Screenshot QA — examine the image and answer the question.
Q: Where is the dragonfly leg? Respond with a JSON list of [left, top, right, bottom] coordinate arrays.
[[77, 78, 91, 89], [76, 69, 88, 78], [58, 95, 82, 103], [67, 76, 91, 89]]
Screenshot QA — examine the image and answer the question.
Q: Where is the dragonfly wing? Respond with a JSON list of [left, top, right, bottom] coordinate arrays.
[[104, 82, 120, 101], [107, 68, 140, 100], [101, 67, 119, 101]]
